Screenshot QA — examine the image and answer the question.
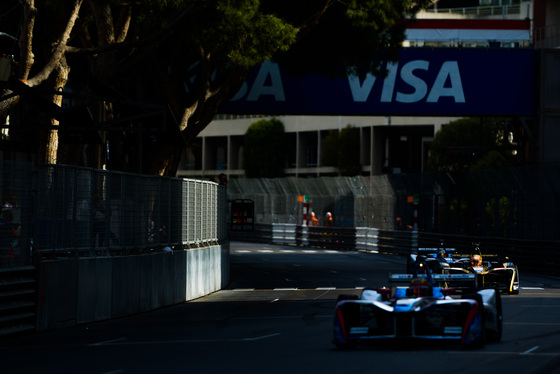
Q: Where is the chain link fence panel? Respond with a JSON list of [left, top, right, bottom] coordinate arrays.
[[227, 164, 560, 241], [0, 161, 226, 268]]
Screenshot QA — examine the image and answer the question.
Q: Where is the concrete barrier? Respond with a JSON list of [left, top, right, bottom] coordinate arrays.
[[77, 257, 112, 323], [36, 243, 229, 332], [37, 259, 79, 330]]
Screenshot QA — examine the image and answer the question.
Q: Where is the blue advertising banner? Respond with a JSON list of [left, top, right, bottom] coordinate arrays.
[[218, 48, 535, 116]]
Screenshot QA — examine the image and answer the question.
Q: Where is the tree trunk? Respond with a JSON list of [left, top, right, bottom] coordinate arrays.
[[36, 59, 70, 164]]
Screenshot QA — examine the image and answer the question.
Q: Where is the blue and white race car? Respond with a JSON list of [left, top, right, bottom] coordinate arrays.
[[406, 247, 456, 275], [333, 263, 503, 349]]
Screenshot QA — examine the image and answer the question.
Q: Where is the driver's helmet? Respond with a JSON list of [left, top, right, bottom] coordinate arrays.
[[408, 276, 433, 297], [437, 247, 446, 258], [470, 254, 482, 267]]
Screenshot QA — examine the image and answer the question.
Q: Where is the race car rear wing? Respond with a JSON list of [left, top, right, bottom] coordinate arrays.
[[389, 273, 476, 282], [388, 273, 478, 289], [416, 248, 456, 259], [449, 252, 510, 263], [418, 248, 456, 252]]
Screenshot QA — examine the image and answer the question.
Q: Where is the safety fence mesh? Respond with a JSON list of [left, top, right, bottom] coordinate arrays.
[[226, 164, 560, 241], [0, 161, 227, 268]]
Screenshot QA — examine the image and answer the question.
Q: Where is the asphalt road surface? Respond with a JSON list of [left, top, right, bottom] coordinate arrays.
[[3, 241, 560, 374]]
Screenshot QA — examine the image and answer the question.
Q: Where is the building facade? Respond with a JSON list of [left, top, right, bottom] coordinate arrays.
[[176, 115, 458, 180]]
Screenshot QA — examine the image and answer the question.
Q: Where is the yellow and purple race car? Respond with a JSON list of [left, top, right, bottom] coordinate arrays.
[[407, 244, 519, 294], [447, 244, 520, 295]]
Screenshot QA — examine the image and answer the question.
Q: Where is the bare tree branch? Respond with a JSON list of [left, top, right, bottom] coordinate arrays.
[[27, 0, 83, 87], [115, 5, 132, 43], [17, 0, 37, 83], [295, 0, 334, 40], [66, 1, 198, 56]]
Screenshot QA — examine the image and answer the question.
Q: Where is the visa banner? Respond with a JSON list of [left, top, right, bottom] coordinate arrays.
[[218, 48, 535, 116]]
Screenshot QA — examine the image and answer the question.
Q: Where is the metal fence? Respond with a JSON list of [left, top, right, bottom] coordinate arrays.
[[227, 176, 397, 229], [0, 161, 227, 268], [534, 23, 560, 49], [229, 223, 560, 275], [425, 4, 521, 17], [226, 164, 560, 242]]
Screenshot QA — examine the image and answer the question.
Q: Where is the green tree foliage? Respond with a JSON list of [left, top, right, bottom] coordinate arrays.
[[321, 125, 362, 176], [321, 130, 339, 168], [427, 117, 513, 172], [271, 0, 428, 79], [485, 195, 515, 236], [243, 118, 286, 178], [0, 0, 432, 175]]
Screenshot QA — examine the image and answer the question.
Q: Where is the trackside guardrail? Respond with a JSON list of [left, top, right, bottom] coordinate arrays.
[[229, 223, 560, 275], [229, 224, 413, 254]]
